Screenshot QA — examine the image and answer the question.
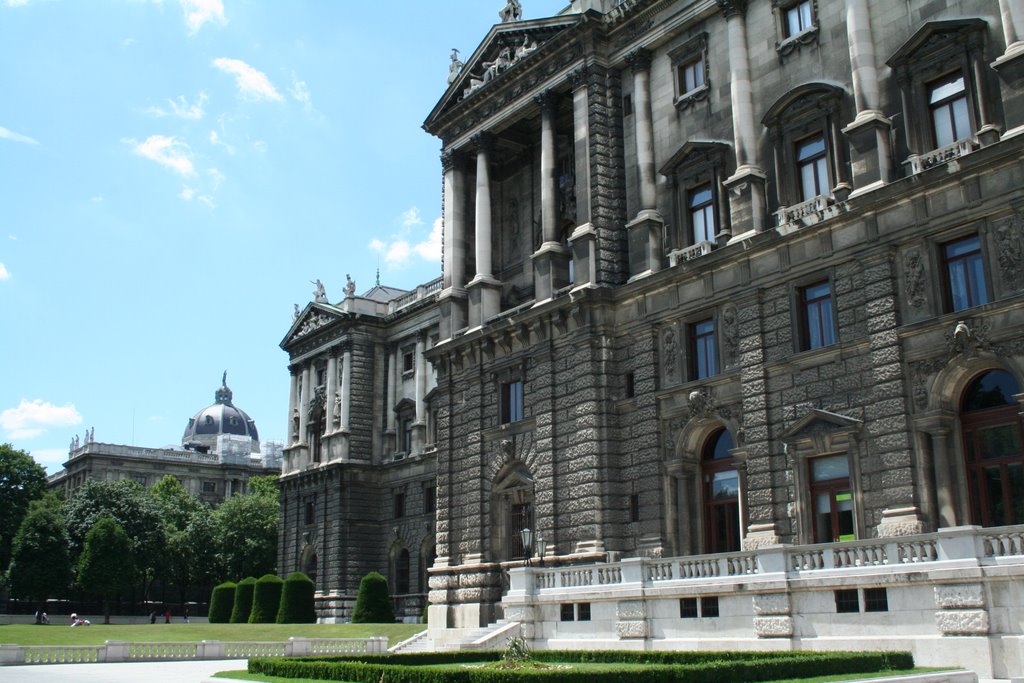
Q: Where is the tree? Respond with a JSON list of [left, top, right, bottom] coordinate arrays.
[[351, 572, 395, 623], [77, 517, 136, 624], [0, 444, 47, 573], [150, 475, 204, 531], [149, 475, 217, 598], [7, 506, 72, 610], [213, 483, 279, 580], [63, 479, 166, 593], [276, 572, 316, 624]]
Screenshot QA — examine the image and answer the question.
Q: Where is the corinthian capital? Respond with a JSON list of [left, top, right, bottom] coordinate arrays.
[[716, 0, 747, 19], [625, 47, 652, 73]]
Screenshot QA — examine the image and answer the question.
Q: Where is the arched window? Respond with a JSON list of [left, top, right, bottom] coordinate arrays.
[[702, 429, 740, 553], [961, 370, 1024, 527], [395, 548, 411, 595]]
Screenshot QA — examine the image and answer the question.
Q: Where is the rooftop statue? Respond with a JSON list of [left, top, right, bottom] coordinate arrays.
[[448, 48, 464, 85], [499, 0, 522, 22], [344, 273, 357, 298], [311, 278, 328, 303]]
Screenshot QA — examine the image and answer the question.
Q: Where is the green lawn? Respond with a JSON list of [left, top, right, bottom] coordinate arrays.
[[212, 667, 945, 683], [0, 622, 422, 647]]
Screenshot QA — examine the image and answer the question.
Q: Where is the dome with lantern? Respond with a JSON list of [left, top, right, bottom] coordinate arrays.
[[182, 372, 260, 454]]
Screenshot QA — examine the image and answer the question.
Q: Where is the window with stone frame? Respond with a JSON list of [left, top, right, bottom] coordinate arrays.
[[702, 428, 740, 554], [942, 233, 989, 312], [660, 141, 730, 260], [810, 454, 855, 543], [668, 33, 709, 112], [394, 548, 410, 595], [395, 399, 416, 458], [688, 316, 717, 381], [763, 84, 850, 219], [393, 490, 406, 519], [501, 379, 524, 424], [797, 279, 836, 351], [887, 19, 993, 171], [773, 0, 818, 58]]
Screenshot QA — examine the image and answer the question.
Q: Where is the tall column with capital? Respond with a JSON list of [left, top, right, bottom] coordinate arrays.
[[624, 48, 663, 278], [568, 66, 597, 289], [439, 149, 468, 339], [842, 0, 895, 192], [298, 364, 311, 444], [325, 354, 338, 435], [287, 370, 299, 445], [413, 333, 427, 452], [466, 132, 501, 327], [385, 345, 397, 454], [339, 346, 352, 459], [717, 0, 767, 237], [533, 90, 571, 302]]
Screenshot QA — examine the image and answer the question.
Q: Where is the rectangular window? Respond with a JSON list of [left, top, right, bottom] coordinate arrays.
[[811, 455, 855, 543], [509, 502, 533, 559], [799, 281, 835, 350], [784, 0, 814, 37], [679, 598, 699, 619], [317, 368, 326, 386], [560, 603, 576, 622], [944, 235, 988, 312], [403, 351, 415, 374], [625, 372, 636, 399], [929, 74, 972, 148], [399, 417, 414, 455], [501, 380, 524, 424], [304, 501, 315, 525], [689, 184, 716, 244], [835, 589, 860, 613], [577, 603, 591, 622], [202, 481, 217, 493], [630, 493, 640, 523], [132, 474, 147, 486], [678, 56, 705, 94], [701, 596, 720, 618], [689, 318, 717, 380], [424, 485, 436, 513], [864, 587, 889, 612], [394, 492, 405, 519], [796, 134, 829, 201]]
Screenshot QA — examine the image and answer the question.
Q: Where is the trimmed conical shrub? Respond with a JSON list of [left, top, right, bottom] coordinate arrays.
[[208, 581, 237, 623], [351, 571, 395, 623], [276, 572, 316, 624], [249, 574, 284, 624], [230, 576, 257, 623]]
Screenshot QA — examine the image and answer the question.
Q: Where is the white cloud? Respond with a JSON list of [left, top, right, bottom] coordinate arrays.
[[179, 186, 196, 201], [28, 449, 70, 474], [7, 235, 16, 241], [0, 263, 10, 280], [369, 214, 443, 268], [146, 92, 207, 120], [212, 58, 283, 102], [207, 167, 225, 190], [1, 399, 82, 441], [180, 0, 225, 34], [0, 126, 38, 145], [209, 130, 235, 155], [129, 134, 195, 176], [289, 77, 312, 111], [198, 195, 215, 209], [6, 0, 30, 7]]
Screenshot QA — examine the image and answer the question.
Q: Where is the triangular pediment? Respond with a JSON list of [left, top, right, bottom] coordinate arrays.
[[425, 15, 582, 131], [659, 140, 731, 177], [782, 409, 863, 442], [886, 18, 986, 69], [280, 303, 344, 348]]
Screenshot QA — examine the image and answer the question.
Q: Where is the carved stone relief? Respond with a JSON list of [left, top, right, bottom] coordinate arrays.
[[994, 214, 1024, 291], [722, 304, 739, 368], [903, 249, 927, 309]]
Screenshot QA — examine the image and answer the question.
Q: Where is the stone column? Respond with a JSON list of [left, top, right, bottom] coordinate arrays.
[[533, 90, 571, 302], [288, 370, 299, 444], [413, 332, 427, 452], [466, 132, 501, 327], [298, 364, 311, 444], [624, 48, 663, 278], [568, 66, 597, 289], [325, 353, 338, 435], [993, 0, 1024, 131], [340, 348, 352, 434], [718, 0, 768, 237], [440, 149, 468, 339], [385, 345, 397, 454]]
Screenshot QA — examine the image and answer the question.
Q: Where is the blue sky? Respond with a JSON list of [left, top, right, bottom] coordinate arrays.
[[0, 0, 569, 472]]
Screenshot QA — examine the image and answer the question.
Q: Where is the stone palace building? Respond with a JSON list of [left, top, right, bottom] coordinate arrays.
[[278, 0, 1024, 676]]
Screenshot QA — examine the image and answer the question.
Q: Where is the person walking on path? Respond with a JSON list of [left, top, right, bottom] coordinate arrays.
[[182, 607, 189, 624]]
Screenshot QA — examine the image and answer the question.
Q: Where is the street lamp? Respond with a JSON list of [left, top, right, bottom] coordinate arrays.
[[535, 535, 545, 567], [520, 527, 533, 565]]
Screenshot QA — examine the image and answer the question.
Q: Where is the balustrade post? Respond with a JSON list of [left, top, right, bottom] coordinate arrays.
[[755, 547, 789, 574], [105, 640, 127, 662], [289, 637, 312, 657], [0, 645, 23, 665], [619, 557, 646, 586], [935, 525, 984, 562]]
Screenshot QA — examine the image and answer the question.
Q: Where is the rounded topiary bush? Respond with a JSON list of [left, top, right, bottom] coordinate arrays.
[[276, 572, 316, 624], [230, 576, 257, 624], [208, 581, 236, 623], [249, 574, 284, 624], [351, 571, 395, 624]]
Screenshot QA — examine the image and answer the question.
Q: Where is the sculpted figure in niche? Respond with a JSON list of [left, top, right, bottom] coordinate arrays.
[[447, 48, 464, 85], [499, 0, 522, 22]]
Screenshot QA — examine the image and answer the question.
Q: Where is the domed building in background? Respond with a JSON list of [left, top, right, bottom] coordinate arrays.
[[49, 373, 281, 505]]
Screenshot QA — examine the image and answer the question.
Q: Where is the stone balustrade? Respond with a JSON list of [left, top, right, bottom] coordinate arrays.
[[0, 637, 387, 666]]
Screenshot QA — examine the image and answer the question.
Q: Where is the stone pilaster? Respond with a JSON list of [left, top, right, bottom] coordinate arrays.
[[440, 149, 468, 339], [467, 132, 500, 327], [533, 90, 571, 302], [413, 332, 428, 452], [625, 48, 663, 278]]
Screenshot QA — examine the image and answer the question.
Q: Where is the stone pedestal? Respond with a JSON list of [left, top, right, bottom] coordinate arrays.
[[626, 210, 663, 279], [532, 242, 571, 302], [569, 223, 597, 290], [438, 287, 467, 339], [467, 277, 501, 328], [843, 110, 894, 193], [723, 166, 767, 236], [993, 48, 1024, 137]]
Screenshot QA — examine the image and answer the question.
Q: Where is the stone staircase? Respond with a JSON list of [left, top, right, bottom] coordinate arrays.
[[387, 620, 521, 653]]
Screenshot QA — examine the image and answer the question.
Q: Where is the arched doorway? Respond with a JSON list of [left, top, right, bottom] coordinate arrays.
[[490, 462, 535, 562], [961, 370, 1024, 527], [702, 428, 740, 553]]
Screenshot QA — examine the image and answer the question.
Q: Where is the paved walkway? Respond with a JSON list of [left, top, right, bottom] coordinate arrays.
[[0, 659, 248, 683]]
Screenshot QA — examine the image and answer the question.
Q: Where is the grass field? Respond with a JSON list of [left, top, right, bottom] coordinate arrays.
[[0, 622, 422, 647]]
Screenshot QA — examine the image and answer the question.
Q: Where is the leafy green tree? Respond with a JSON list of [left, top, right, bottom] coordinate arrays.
[[0, 443, 47, 573], [63, 479, 166, 592], [351, 572, 395, 623], [77, 517, 136, 624], [276, 572, 316, 624], [149, 475, 218, 598], [7, 506, 72, 610], [249, 574, 283, 623], [213, 483, 279, 579], [248, 475, 279, 498], [150, 475, 204, 530]]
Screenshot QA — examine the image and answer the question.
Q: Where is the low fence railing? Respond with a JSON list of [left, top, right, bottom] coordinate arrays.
[[0, 637, 387, 666]]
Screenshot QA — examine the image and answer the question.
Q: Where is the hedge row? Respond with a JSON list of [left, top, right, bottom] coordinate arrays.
[[208, 581, 236, 624], [249, 650, 914, 683]]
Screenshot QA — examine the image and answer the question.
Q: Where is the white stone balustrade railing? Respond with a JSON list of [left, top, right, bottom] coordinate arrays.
[[0, 637, 387, 666], [387, 276, 444, 313], [508, 525, 1024, 597], [668, 240, 713, 267], [907, 139, 976, 174]]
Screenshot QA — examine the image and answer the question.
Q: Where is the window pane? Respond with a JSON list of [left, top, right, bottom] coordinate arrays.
[[786, 6, 801, 36], [963, 371, 1020, 411], [930, 75, 966, 104], [967, 254, 988, 306], [945, 236, 981, 258], [806, 282, 830, 300], [816, 492, 833, 541], [948, 260, 970, 311], [813, 455, 850, 481], [952, 96, 971, 141], [799, 1, 812, 29], [712, 470, 739, 500], [819, 297, 835, 346], [692, 207, 708, 243], [837, 490, 855, 541], [797, 136, 826, 161], [800, 162, 818, 201], [705, 429, 735, 461], [1009, 464, 1024, 525], [807, 303, 823, 349], [984, 466, 1005, 526], [933, 105, 955, 148], [978, 424, 1022, 460]]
